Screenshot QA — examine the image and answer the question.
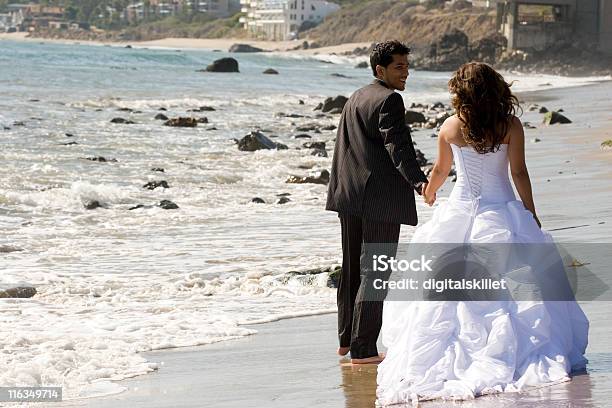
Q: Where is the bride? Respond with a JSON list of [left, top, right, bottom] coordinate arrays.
[[376, 62, 589, 404]]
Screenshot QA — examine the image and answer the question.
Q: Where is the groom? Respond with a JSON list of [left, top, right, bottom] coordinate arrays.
[[326, 40, 429, 364]]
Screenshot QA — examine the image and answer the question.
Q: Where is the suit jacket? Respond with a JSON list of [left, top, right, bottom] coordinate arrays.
[[325, 79, 428, 226]]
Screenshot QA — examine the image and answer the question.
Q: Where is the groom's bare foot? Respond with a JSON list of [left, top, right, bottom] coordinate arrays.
[[337, 346, 350, 356], [351, 353, 385, 365]]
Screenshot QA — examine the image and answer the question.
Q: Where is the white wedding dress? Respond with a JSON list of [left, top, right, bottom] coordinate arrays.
[[376, 144, 589, 405]]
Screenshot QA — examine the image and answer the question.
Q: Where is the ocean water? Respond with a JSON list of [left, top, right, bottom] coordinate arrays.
[[0, 39, 609, 401]]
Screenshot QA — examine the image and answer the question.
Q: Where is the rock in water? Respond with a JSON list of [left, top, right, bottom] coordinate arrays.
[[164, 117, 198, 127], [251, 197, 266, 204], [276, 197, 291, 204], [110, 117, 135, 124], [286, 169, 330, 185], [143, 180, 170, 190], [84, 200, 104, 210], [315, 95, 348, 113], [229, 43, 263, 53], [155, 113, 169, 120], [237, 131, 288, 151], [0, 285, 37, 298], [204, 58, 239, 73], [543, 111, 572, 125], [159, 200, 179, 209], [405, 110, 427, 124], [263, 68, 279, 75]]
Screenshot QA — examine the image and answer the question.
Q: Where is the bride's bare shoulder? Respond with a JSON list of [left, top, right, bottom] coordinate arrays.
[[440, 114, 463, 144]]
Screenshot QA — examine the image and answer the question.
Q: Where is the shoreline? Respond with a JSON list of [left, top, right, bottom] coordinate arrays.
[[0, 32, 371, 56]]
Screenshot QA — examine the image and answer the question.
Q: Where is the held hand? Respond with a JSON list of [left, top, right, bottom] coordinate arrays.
[[423, 183, 436, 206]]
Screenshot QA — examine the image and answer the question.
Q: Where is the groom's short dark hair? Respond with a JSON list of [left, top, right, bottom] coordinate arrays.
[[370, 41, 411, 77]]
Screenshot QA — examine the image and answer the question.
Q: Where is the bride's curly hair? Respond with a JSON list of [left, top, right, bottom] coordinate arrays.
[[448, 62, 521, 154]]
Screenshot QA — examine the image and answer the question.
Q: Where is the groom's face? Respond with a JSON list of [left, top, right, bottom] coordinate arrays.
[[378, 54, 409, 91]]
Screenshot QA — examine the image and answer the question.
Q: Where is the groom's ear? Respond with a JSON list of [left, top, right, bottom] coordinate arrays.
[[375, 64, 384, 78]]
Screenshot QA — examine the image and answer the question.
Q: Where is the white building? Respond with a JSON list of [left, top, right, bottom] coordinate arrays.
[[240, 0, 339, 40]]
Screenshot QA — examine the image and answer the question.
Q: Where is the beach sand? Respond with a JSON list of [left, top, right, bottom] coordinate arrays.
[[43, 80, 612, 407], [0, 32, 370, 56]]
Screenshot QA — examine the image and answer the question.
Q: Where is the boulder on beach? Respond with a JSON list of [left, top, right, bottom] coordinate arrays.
[[0, 285, 37, 298], [263, 68, 279, 75], [355, 61, 369, 69], [229, 43, 264, 53], [251, 197, 266, 204], [286, 169, 330, 185], [311, 148, 328, 157], [543, 111, 572, 125], [303, 141, 326, 150], [405, 110, 427, 124], [155, 113, 169, 120], [276, 196, 291, 204], [164, 117, 198, 127], [84, 200, 105, 210], [237, 131, 288, 151], [203, 57, 239, 73], [315, 95, 348, 113]]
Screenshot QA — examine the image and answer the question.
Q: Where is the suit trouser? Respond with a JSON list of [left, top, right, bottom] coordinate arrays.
[[338, 213, 400, 359]]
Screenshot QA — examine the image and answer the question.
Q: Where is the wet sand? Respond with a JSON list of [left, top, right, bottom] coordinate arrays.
[[45, 81, 612, 407]]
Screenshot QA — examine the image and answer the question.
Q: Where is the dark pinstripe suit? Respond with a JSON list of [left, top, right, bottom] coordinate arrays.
[[326, 79, 428, 359]]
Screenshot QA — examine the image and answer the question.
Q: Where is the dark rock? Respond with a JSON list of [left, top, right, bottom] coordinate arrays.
[[294, 134, 312, 139], [296, 123, 318, 132], [315, 95, 348, 113], [539, 106, 549, 113], [311, 149, 328, 157], [143, 180, 170, 190], [117, 107, 133, 112], [207, 127, 218, 130], [276, 112, 305, 118], [111, 117, 135, 124], [276, 197, 291, 204], [331, 73, 352, 78], [298, 100, 305, 105], [159, 200, 179, 209], [238, 131, 288, 151], [65, 133, 75, 137], [13, 121, 25, 126], [355, 61, 369, 69], [0, 245, 23, 253], [125, 45, 132, 48], [204, 57, 239, 73], [158, 107, 168, 111], [151, 167, 165, 172], [405, 110, 427, 124], [321, 124, 337, 131], [543, 111, 572, 125], [188, 106, 216, 112], [277, 193, 291, 197], [229, 43, 263, 53], [60, 141, 78, 146], [84, 200, 104, 210], [263, 68, 279, 75], [164, 117, 198, 127], [196, 117, 209, 123], [251, 197, 266, 204], [84, 156, 118, 163], [128, 204, 151, 210], [286, 169, 330, 185], [0, 286, 37, 298], [155, 113, 169, 120], [432, 102, 445, 109], [303, 141, 326, 149]]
